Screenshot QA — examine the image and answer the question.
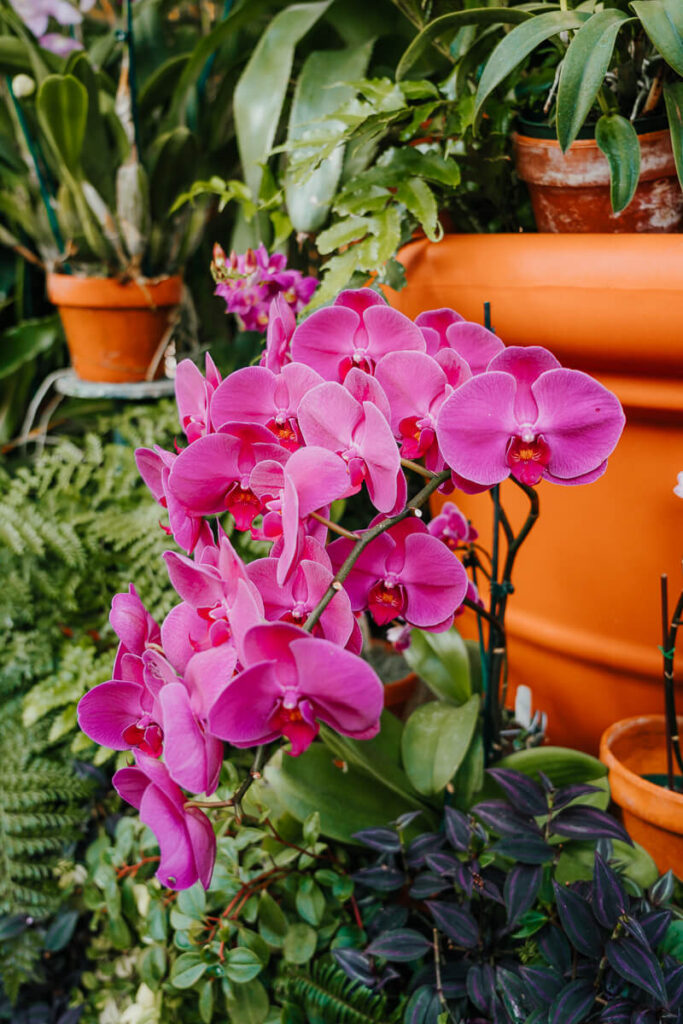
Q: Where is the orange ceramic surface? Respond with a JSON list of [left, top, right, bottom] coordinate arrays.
[[47, 273, 183, 383], [600, 716, 683, 875], [514, 130, 683, 233], [389, 234, 683, 753]]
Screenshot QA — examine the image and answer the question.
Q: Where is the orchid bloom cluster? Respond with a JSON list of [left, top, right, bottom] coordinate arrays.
[[78, 281, 625, 891], [211, 243, 317, 333], [10, 0, 94, 55]]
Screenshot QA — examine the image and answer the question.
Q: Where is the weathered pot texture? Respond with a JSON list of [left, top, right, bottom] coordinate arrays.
[[600, 716, 683, 876], [514, 129, 683, 233], [389, 233, 683, 754], [47, 273, 183, 383]]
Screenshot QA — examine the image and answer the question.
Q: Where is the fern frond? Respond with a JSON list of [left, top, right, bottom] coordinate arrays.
[[277, 961, 404, 1024]]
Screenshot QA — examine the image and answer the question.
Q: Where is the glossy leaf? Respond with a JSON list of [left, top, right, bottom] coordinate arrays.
[[549, 979, 596, 1024], [592, 853, 626, 928], [426, 900, 479, 949], [632, 0, 683, 77], [285, 42, 373, 233], [504, 863, 543, 928], [332, 947, 375, 987], [552, 881, 604, 957], [396, 178, 440, 241], [0, 315, 62, 380], [352, 865, 405, 892], [403, 626, 471, 704], [424, 852, 461, 876], [148, 127, 198, 221], [550, 804, 631, 845], [473, 800, 541, 838], [234, 2, 332, 197], [258, 891, 287, 948], [404, 985, 439, 1024], [36, 74, 88, 176], [352, 826, 401, 853], [366, 928, 431, 962], [606, 935, 667, 1002], [551, 782, 603, 811], [475, 11, 590, 119], [296, 878, 325, 926], [519, 966, 563, 1006], [557, 9, 632, 151], [537, 924, 572, 974], [486, 767, 547, 816], [401, 695, 479, 796], [493, 835, 554, 864], [170, 951, 207, 988], [665, 962, 683, 1009], [409, 872, 451, 899], [493, 746, 607, 788], [283, 923, 317, 964], [649, 869, 675, 906], [595, 114, 641, 215], [444, 806, 470, 852], [467, 963, 495, 1014], [224, 947, 263, 984], [223, 978, 269, 1024], [44, 910, 78, 953], [497, 966, 531, 1023], [640, 909, 672, 949], [406, 831, 445, 869], [664, 82, 683, 191], [396, 7, 534, 80]]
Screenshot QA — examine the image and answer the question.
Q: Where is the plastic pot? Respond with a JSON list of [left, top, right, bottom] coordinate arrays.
[[47, 273, 183, 383], [600, 716, 683, 875]]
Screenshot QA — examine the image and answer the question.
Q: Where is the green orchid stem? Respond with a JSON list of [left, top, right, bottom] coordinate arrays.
[[660, 575, 683, 787], [125, 0, 142, 159]]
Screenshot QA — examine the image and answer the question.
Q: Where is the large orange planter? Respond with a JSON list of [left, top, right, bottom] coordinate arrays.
[[388, 234, 683, 753], [600, 716, 683, 876], [47, 273, 182, 383]]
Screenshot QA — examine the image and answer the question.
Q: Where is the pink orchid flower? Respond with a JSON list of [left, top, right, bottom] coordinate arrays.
[[110, 584, 161, 676], [329, 519, 468, 630], [135, 446, 210, 553], [297, 381, 401, 512], [250, 446, 354, 583], [261, 293, 297, 372], [416, 308, 504, 375], [114, 752, 216, 890], [290, 289, 425, 382], [375, 351, 466, 473], [77, 659, 163, 758], [167, 424, 288, 530], [436, 346, 626, 488], [211, 361, 322, 451], [208, 622, 383, 756], [428, 501, 478, 551], [175, 354, 222, 444]]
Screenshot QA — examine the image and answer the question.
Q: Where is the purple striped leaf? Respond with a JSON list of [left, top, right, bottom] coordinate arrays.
[[426, 900, 479, 949], [606, 935, 667, 1003], [497, 966, 532, 1023], [492, 836, 554, 864], [452, 860, 473, 897], [598, 998, 634, 1024], [444, 805, 471, 851], [394, 810, 424, 830], [473, 800, 542, 837], [352, 827, 401, 852], [520, 966, 563, 1006], [366, 928, 431, 962], [467, 963, 495, 1014], [406, 832, 445, 868], [665, 962, 683, 1010], [369, 905, 409, 935], [352, 866, 405, 892], [549, 805, 632, 844], [592, 852, 626, 928], [552, 882, 604, 958], [332, 948, 375, 988], [486, 768, 547, 816], [649, 870, 675, 906], [409, 872, 451, 899], [403, 985, 438, 1024], [425, 851, 461, 876], [640, 909, 672, 949], [552, 783, 602, 811], [504, 863, 543, 928], [538, 924, 572, 974], [549, 979, 596, 1024]]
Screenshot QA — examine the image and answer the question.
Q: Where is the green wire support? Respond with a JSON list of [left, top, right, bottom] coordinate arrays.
[[6, 74, 66, 259], [124, 0, 142, 159]]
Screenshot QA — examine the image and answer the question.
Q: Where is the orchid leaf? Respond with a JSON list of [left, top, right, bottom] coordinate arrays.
[[664, 82, 683, 191], [595, 113, 640, 214], [631, 0, 683, 77], [36, 74, 88, 177], [402, 627, 471, 704], [401, 695, 479, 796], [0, 315, 62, 380]]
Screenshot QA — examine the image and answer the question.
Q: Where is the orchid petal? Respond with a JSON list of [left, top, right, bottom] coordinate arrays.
[[436, 372, 518, 486]]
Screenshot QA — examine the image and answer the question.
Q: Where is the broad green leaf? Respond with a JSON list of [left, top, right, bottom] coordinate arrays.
[[148, 127, 199, 220], [494, 745, 607, 786], [296, 878, 325, 926], [68, 53, 116, 204], [397, 7, 535, 80], [402, 627, 471, 704], [556, 836, 657, 887], [285, 41, 374, 233], [395, 177, 441, 241], [283, 922, 317, 964], [139, 944, 167, 991], [452, 731, 485, 810], [224, 978, 269, 1024], [664, 81, 683, 191], [595, 113, 640, 214], [557, 10, 632, 151], [198, 978, 214, 1023], [316, 215, 374, 254], [138, 54, 190, 118], [234, 2, 332, 196], [170, 951, 207, 989], [36, 74, 88, 176], [258, 891, 288, 947], [44, 910, 78, 952], [401, 695, 480, 796], [177, 882, 206, 920], [632, 0, 683, 77], [224, 947, 263, 984], [264, 743, 434, 843], [475, 11, 590, 119], [0, 315, 62, 380]]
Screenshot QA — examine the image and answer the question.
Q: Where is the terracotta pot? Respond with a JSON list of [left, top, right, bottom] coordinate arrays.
[[514, 129, 683, 233], [388, 234, 683, 754], [600, 716, 683, 875], [47, 273, 183, 383]]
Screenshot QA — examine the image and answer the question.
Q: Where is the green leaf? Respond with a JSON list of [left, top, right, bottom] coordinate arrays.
[[170, 951, 207, 989], [557, 10, 632, 151], [68, 53, 116, 204], [403, 627, 471, 704], [36, 74, 88, 176], [224, 947, 263, 984], [664, 81, 683, 191], [401, 695, 480, 796], [296, 878, 325, 926], [452, 731, 485, 810], [148, 127, 199, 221], [595, 113, 640, 214], [396, 7, 535, 80], [177, 881, 206, 920], [493, 746, 607, 786], [44, 910, 78, 952], [198, 978, 214, 1023], [316, 216, 373, 254], [258, 891, 288, 948], [631, 0, 683, 77], [511, 909, 548, 938], [138, 53, 191, 118], [302, 811, 320, 846], [139, 944, 167, 991], [224, 978, 270, 1024], [395, 177, 441, 241], [283, 922, 317, 964], [475, 11, 590, 119], [661, 919, 683, 962], [0, 315, 62, 380], [285, 41, 374, 233], [234, 2, 332, 197], [264, 743, 432, 844]]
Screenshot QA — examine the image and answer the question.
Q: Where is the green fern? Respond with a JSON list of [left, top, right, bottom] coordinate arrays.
[[277, 961, 404, 1024]]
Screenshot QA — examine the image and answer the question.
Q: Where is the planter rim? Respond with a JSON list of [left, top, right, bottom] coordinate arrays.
[[47, 272, 183, 310], [600, 715, 683, 817], [513, 127, 671, 151], [516, 114, 669, 141]]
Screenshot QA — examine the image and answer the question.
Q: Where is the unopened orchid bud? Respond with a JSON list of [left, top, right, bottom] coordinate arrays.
[[12, 74, 34, 98]]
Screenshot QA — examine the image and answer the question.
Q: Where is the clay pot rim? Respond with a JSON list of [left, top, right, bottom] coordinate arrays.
[[46, 271, 183, 310], [513, 128, 672, 151], [600, 714, 683, 811]]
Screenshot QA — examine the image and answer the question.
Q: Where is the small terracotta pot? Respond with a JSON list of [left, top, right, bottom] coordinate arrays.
[[600, 716, 683, 875], [47, 273, 183, 383], [514, 129, 683, 232]]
